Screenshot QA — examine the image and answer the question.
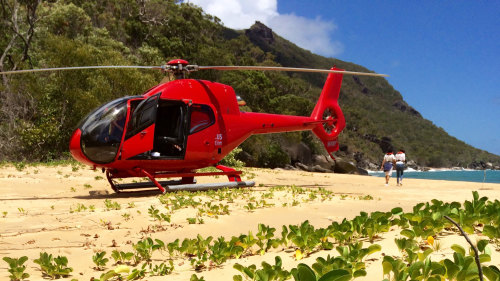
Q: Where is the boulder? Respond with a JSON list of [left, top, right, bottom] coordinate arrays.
[[236, 151, 257, 167], [295, 162, 312, 172], [368, 162, 379, 171], [284, 164, 299, 171], [283, 142, 312, 165], [334, 158, 358, 174], [312, 154, 335, 170], [312, 165, 331, 173], [357, 167, 369, 175], [406, 160, 419, 170]]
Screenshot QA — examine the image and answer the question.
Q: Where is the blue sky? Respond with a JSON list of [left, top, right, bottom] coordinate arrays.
[[189, 1, 500, 156]]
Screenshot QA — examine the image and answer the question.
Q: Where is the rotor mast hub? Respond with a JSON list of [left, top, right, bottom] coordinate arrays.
[[166, 59, 197, 79]]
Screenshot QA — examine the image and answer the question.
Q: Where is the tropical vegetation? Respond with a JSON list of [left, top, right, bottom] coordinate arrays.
[[1, 0, 499, 168]]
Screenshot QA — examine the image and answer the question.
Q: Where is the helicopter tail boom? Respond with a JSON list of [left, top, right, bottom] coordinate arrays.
[[310, 68, 346, 158]]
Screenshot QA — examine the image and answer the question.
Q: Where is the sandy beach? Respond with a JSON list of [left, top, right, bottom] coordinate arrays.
[[1, 164, 498, 280]]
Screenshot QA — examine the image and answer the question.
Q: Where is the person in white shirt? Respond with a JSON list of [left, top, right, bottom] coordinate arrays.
[[381, 150, 396, 186], [395, 149, 406, 186]]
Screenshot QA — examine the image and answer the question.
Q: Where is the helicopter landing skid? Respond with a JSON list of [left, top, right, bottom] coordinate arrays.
[[106, 165, 254, 194]]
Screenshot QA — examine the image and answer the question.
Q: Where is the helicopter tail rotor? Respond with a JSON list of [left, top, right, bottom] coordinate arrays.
[[310, 68, 346, 158]]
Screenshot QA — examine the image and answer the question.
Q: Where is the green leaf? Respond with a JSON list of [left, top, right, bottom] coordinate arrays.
[[294, 264, 316, 281], [479, 254, 491, 263], [274, 256, 283, 268], [431, 212, 441, 221], [352, 269, 367, 278], [482, 225, 498, 239], [444, 259, 459, 280], [18, 256, 28, 265], [451, 244, 465, 256], [418, 248, 433, 262], [382, 261, 392, 276], [477, 239, 489, 253], [391, 207, 403, 215], [367, 244, 382, 255], [400, 229, 415, 240], [482, 265, 500, 281], [98, 270, 119, 281], [318, 269, 351, 281], [472, 191, 479, 202], [462, 225, 475, 234]]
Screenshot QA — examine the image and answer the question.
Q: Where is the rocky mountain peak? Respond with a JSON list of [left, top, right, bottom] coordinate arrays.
[[245, 21, 274, 44]]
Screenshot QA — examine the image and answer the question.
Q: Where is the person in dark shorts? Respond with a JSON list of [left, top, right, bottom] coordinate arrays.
[[395, 149, 406, 186]]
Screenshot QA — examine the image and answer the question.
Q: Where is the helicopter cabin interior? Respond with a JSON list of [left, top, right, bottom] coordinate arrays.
[[152, 100, 187, 158], [126, 96, 215, 160]]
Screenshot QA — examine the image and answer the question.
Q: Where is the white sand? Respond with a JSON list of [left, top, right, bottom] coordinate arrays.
[[0, 165, 498, 280]]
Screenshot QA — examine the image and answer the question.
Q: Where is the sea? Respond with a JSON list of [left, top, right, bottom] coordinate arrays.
[[368, 169, 500, 184]]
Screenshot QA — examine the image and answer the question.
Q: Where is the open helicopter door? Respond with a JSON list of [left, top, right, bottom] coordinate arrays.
[[120, 94, 160, 160], [121, 94, 189, 160]]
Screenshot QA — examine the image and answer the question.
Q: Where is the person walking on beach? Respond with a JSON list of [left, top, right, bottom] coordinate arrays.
[[395, 149, 406, 186], [381, 150, 396, 186]]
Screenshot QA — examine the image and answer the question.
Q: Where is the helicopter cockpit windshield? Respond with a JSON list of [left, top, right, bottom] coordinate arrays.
[[79, 97, 129, 163]]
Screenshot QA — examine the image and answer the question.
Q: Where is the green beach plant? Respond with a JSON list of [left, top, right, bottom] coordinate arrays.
[[111, 250, 134, 265], [33, 252, 73, 279], [148, 205, 171, 224], [17, 208, 27, 215], [287, 220, 321, 259], [104, 199, 121, 211], [233, 256, 291, 281], [92, 251, 109, 270], [2, 256, 30, 281], [133, 238, 164, 264], [146, 260, 174, 276], [256, 223, 278, 255], [92, 265, 130, 281]]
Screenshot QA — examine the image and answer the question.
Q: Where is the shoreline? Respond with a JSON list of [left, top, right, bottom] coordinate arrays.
[[368, 167, 497, 173], [367, 168, 500, 184]]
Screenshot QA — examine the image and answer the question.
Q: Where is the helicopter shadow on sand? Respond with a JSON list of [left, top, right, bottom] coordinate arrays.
[[0, 189, 162, 201], [74, 189, 163, 199]]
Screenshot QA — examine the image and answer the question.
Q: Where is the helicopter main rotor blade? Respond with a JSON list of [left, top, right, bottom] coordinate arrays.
[[0, 65, 163, 75], [197, 65, 389, 77], [0, 63, 389, 77]]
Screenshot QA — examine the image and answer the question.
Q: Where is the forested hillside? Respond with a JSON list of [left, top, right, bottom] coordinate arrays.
[[1, 0, 499, 169]]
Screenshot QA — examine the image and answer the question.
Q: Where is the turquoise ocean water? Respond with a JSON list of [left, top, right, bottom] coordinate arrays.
[[369, 169, 500, 184]]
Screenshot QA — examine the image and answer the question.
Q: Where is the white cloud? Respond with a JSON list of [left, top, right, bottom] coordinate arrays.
[[188, 0, 343, 57], [268, 14, 342, 57], [188, 0, 278, 29]]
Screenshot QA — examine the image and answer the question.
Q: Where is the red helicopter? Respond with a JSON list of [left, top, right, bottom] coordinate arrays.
[[1, 60, 387, 193]]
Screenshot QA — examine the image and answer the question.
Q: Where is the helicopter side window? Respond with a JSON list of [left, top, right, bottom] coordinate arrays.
[[189, 104, 215, 134]]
